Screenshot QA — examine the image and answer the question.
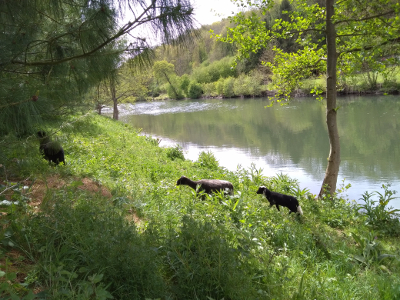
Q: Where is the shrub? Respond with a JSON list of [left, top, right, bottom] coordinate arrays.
[[191, 66, 212, 84], [179, 74, 191, 95], [358, 184, 400, 235], [167, 83, 184, 99], [191, 57, 237, 84], [202, 82, 217, 97], [216, 78, 224, 95], [233, 74, 248, 97], [187, 82, 203, 99], [166, 144, 185, 160], [223, 77, 235, 98], [196, 151, 219, 170]]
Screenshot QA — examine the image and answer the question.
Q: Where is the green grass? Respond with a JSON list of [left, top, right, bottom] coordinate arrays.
[[1, 113, 400, 299]]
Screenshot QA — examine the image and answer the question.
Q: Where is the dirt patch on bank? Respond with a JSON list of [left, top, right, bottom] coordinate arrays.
[[1, 175, 142, 224], [1, 175, 113, 208]]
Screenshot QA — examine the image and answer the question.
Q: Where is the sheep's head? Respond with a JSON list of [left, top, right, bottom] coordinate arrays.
[[176, 176, 188, 186], [256, 186, 267, 194], [37, 131, 47, 138]]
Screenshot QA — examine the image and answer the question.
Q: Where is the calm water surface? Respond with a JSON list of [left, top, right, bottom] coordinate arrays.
[[120, 95, 400, 208]]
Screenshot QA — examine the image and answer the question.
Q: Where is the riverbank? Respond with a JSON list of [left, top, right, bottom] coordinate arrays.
[[144, 72, 400, 102], [1, 113, 400, 299]]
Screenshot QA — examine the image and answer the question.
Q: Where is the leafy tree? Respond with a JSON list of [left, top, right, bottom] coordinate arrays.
[[153, 60, 183, 99], [99, 59, 154, 120], [0, 0, 195, 135], [214, 0, 400, 197]]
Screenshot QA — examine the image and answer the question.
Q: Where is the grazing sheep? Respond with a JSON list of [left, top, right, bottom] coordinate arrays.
[[256, 186, 303, 215], [37, 131, 65, 165], [176, 176, 234, 196]]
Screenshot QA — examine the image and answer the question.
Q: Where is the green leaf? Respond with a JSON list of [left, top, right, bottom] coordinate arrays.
[[89, 273, 104, 284]]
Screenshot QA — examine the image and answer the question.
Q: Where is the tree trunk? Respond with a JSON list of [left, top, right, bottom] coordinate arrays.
[[163, 71, 179, 98], [319, 0, 340, 199], [97, 103, 102, 115], [111, 79, 119, 120]]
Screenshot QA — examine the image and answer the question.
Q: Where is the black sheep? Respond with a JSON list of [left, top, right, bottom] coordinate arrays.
[[256, 186, 303, 215], [176, 176, 234, 196], [37, 131, 65, 165]]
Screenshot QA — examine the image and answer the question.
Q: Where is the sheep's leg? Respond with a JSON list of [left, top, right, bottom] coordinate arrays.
[[275, 205, 280, 211]]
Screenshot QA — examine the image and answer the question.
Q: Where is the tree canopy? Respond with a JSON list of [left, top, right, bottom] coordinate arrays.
[[214, 0, 400, 197], [0, 0, 196, 135]]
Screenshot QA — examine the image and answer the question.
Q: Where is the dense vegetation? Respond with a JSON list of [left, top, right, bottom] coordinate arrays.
[[103, 0, 400, 108], [1, 0, 400, 298], [1, 114, 400, 299]]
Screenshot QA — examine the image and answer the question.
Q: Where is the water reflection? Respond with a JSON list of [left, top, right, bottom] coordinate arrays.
[[120, 95, 400, 207]]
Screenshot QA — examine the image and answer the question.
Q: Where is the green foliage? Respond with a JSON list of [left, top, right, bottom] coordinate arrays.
[[17, 189, 164, 299], [162, 216, 257, 299], [233, 71, 264, 97], [167, 83, 185, 100], [349, 232, 395, 267], [0, 0, 197, 134], [179, 74, 191, 95], [215, 0, 400, 100], [153, 60, 176, 83], [187, 82, 203, 99], [222, 77, 235, 98], [166, 144, 185, 161], [216, 78, 225, 95], [358, 184, 400, 235], [191, 57, 237, 84], [1, 114, 400, 299], [201, 82, 218, 97], [196, 151, 220, 170]]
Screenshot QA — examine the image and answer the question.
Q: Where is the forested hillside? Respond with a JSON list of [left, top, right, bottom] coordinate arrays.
[[96, 0, 400, 118]]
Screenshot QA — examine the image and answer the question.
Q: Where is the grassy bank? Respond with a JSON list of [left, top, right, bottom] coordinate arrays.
[[1, 113, 400, 299]]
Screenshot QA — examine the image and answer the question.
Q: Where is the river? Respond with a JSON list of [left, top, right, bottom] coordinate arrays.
[[117, 95, 400, 208]]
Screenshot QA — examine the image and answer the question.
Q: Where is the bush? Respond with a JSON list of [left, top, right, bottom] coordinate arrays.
[[196, 151, 219, 170], [179, 74, 191, 95], [202, 82, 217, 97], [223, 77, 235, 98], [216, 78, 224, 96], [233, 74, 248, 97], [191, 57, 237, 84], [191, 66, 212, 84], [358, 184, 400, 235], [167, 83, 184, 99], [187, 82, 203, 99], [166, 144, 185, 160]]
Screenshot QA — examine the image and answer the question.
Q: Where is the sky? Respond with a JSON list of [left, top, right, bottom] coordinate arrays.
[[192, 0, 241, 26]]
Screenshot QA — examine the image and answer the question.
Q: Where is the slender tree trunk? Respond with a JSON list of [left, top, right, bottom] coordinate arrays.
[[162, 71, 179, 98], [319, 0, 340, 198], [97, 103, 102, 115], [110, 78, 119, 120]]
